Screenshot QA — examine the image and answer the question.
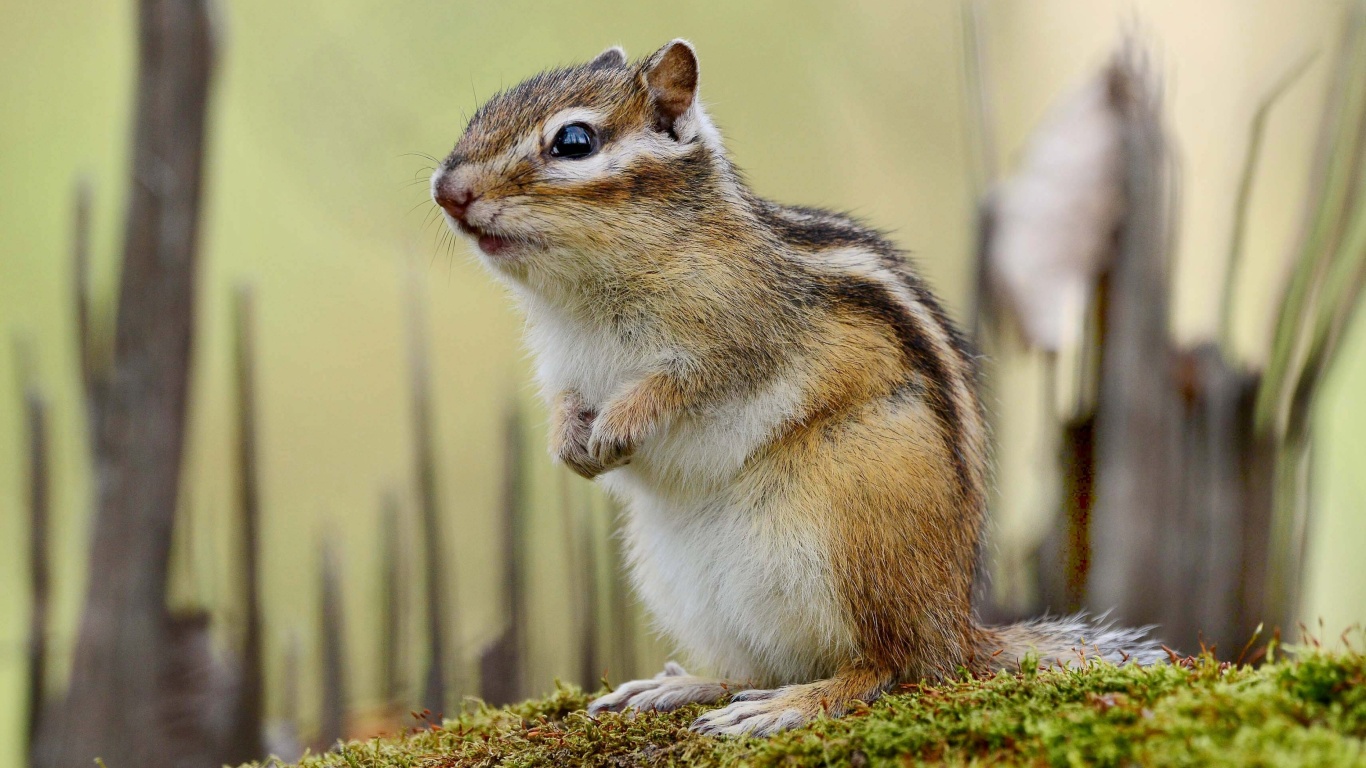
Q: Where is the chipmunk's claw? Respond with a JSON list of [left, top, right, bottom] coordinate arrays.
[[587, 678, 665, 715], [557, 444, 609, 480], [552, 396, 612, 479], [588, 662, 735, 716], [585, 425, 634, 471], [689, 692, 809, 737], [728, 688, 778, 702]]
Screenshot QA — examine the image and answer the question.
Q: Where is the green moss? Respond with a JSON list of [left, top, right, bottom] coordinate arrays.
[[257, 649, 1366, 767]]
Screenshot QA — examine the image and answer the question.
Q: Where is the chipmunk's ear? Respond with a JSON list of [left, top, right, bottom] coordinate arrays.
[[588, 45, 627, 70], [642, 39, 699, 135]]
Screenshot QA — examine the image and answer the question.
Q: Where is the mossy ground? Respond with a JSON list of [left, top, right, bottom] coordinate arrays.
[[258, 648, 1366, 767]]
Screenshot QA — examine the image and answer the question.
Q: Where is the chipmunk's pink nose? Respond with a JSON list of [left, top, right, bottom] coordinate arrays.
[[434, 177, 477, 221]]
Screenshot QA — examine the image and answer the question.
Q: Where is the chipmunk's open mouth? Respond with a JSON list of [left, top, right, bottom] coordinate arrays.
[[456, 220, 515, 258]]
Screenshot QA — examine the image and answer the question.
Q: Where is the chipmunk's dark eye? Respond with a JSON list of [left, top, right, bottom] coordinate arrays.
[[550, 123, 596, 159]]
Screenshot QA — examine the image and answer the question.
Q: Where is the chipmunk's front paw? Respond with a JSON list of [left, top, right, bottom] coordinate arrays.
[[585, 399, 654, 471], [552, 396, 606, 480], [587, 662, 736, 715]]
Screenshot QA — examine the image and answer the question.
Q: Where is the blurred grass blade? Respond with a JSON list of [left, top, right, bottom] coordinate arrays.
[[1220, 53, 1317, 353], [1256, 0, 1366, 636], [1259, 1, 1366, 433]]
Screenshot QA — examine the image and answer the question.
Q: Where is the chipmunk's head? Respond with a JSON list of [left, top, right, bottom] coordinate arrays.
[[431, 40, 736, 287]]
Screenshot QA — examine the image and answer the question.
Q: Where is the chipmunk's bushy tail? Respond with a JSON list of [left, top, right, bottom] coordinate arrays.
[[980, 613, 1169, 670]]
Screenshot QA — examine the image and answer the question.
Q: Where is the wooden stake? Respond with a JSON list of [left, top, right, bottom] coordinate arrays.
[[34, 2, 218, 765]]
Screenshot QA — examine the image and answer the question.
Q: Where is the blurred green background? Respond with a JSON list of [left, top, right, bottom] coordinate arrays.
[[1, 1, 1363, 763]]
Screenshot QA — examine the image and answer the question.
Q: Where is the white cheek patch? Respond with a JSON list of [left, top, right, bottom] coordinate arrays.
[[537, 106, 692, 186], [541, 132, 680, 185], [541, 107, 608, 145]]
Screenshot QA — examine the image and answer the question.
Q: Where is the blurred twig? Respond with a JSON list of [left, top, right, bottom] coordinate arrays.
[[14, 340, 51, 762], [479, 404, 527, 706], [224, 284, 266, 763], [560, 474, 601, 691]]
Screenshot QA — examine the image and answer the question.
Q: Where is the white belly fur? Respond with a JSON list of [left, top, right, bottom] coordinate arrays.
[[603, 468, 856, 685], [525, 303, 856, 685]]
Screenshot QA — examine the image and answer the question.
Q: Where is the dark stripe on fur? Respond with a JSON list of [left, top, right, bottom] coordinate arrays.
[[821, 276, 973, 501], [753, 200, 979, 503]]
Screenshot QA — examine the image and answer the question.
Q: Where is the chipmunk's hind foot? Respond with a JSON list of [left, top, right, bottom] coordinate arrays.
[[689, 667, 889, 737], [587, 662, 740, 715]]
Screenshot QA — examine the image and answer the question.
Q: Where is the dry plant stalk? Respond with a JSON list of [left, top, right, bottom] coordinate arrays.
[[32, 2, 219, 766], [223, 284, 266, 763], [14, 343, 51, 762]]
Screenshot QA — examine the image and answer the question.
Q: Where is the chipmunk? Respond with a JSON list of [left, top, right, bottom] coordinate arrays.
[[430, 40, 1165, 736]]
